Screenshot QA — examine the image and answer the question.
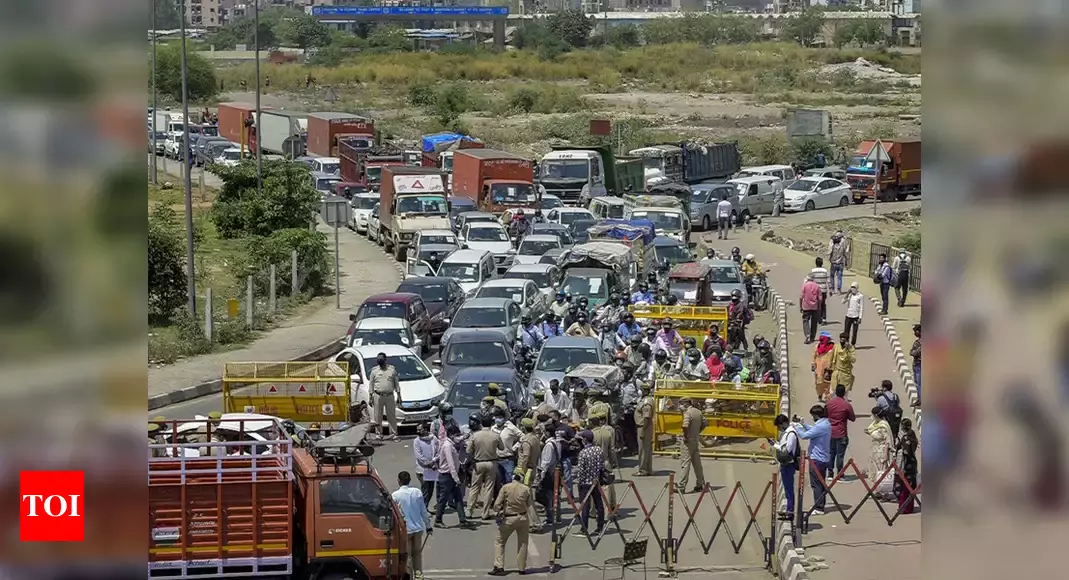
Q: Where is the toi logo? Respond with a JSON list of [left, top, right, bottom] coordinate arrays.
[[19, 471, 85, 542]]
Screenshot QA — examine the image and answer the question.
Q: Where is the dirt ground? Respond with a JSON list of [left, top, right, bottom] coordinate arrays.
[[762, 209, 921, 268]]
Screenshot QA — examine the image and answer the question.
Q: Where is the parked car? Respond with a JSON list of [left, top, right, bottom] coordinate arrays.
[[411, 229, 459, 250], [514, 234, 562, 265], [348, 292, 432, 354], [214, 147, 246, 167], [538, 194, 564, 211], [782, 177, 851, 212], [444, 367, 529, 429], [332, 344, 445, 429], [454, 211, 500, 236], [395, 276, 467, 340], [529, 336, 608, 393], [545, 207, 594, 228], [735, 164, 797, 187], [723, 176, 782, 222], [309, 156, 341, 175], [367, 203, 382, 243], [433, 330, 515, 384], [502, 263, 562, 296], [347, 317, 422, 355], [348, 192, 379, 234], [690, 182, 740, 230], [440, 297, 521, 347], [473, 279, 549, 322]]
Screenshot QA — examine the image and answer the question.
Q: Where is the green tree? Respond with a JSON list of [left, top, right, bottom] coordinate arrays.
[[209, 15, 277, 50], [780, 7, 826, 47], [236, 228, 332, 296], [432, 83, 473, 130], [150, 43, 218, 102], [596, 24, 641, 49], [512, 22, 553, 50], [832, 22, 859, 49], [148, 207, 188, 323], [853, 20, 887, 46], [367, 25, 412, 52], [279, 14, 332, 49], [153, 0, 181, 30], [210, 160, 321, 239], [790, 136, 834, 166], [546, 9, 594, 48]]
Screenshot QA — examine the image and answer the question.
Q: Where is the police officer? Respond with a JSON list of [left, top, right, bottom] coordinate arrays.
[[431, 402, 459, 437], [515, 418, 541, 486], [487, 384, 509, 413], [633, 383, 655, 476], [677, 397, 707, 493], [187, 411, 223, 456], [467, 414, 505, 520], [590, 413, 618, 509], [588, 390, 613, 427], [489, 473, 534, 576], [149, 423, 166, 458], [531, 390, 554, 420], [650, 349, 674, 383], [370, 352, 402, 440]]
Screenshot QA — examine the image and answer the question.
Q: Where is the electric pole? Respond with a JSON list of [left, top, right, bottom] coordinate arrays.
[[180, 0, 197, 317], [150, 0, 158, 185], [255, 0, 263, 199]]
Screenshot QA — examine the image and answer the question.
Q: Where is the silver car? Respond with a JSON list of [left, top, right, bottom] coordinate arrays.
[[528, 336, 608, 393], [705, 259, 749, 306], [514, 234, 562, 265], [440, 297, 522, 347], [473, 279, 549, 322], [689, 182, 740, 229]]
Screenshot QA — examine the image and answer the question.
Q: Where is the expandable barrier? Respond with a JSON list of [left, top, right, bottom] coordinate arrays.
[[652, 379, 781, 459], [222, 361, 351, 424], [629, 304, 728, 341]]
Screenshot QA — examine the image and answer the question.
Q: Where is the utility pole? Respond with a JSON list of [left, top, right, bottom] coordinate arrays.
[[180, 0, 197, 317], [255, 0, 263, 199], [150, 0, 158, 185]]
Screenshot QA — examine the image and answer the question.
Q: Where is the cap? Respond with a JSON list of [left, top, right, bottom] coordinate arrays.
[[207, 411, 223, 421], [488, 383, 501, 393], [148, 423, 160, 433], [520, 418, 535, 428], [850, 281, 858, 288], [820, 331, 832, 338], [580, 430, 595, 442], [151, 415, 167, 422], [533, 390, 545, 399]]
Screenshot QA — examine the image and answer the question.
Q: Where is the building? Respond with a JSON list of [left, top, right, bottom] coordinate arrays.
[[187, 0, 221, 30]]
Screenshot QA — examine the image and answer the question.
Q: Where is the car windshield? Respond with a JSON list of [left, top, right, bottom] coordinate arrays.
[[655, 244, 690, 264], [442, 155, 455, 172], [445, 341, 511, 366], [542, 160, 588, 180], [539, 197, 563, 210], [519, 239, 559, 256], [438, 263, 480, 283], [222, 150, 241, 161], [633, 211, 683, 232], [506, 270, 550, 286], [490, 183, 536, 205], [710, 266, 741, 283], [788, 180, 818, 192], [448, 381, 515, 408], [397, 195, 448, 215], [316, 178, 340, 191], [450, 202, 476, 218], [536, 347, 601, 372], [467, 227, 509, 242], [399, 283, 448, 303], [362, 355, 431, 381], [423, 234, 456, 245], [478, 285, 525, 302], [201, 125, 219, 137], [452, 307, 507, 328], [569, 220, 596, 235], [558, 211, 593, 227], [320, 162, 340, 175], [850, 156, 877, 170], [359, 301, 408, 320], [691, 189, 713, 204], [350, 328, 410, 347], [641, 157, 663, 172], [367, 166, 383, 184], [562, 275, 606, 299], [353, 196, 378, 209], [669, 281, 700, 302]]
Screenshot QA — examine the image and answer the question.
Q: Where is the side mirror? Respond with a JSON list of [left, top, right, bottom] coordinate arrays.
[[432, 359, 442, 367], [351, 374, 363, 384], [431, 368, 442, 377], [414, 338, 423, 347]]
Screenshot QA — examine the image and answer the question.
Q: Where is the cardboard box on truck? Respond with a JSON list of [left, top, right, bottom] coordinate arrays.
[[452, 149, 535, 214], [258, 111, 306, 158], [379, 166, 451, 261], [846, 139, 922, 202], [217, 103, 261, 151], [306, 112, 374, 157]]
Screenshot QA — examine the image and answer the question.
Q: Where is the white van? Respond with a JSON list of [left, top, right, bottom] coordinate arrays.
[[736, 164, 797, 187], [437, 249, 497, 296], [723, 176, 783, 221]]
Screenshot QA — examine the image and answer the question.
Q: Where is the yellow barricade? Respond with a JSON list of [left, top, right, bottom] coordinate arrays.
[[651, 378, 780, 460], [629, 304, 729, 342], [222, 361, 352, 424]]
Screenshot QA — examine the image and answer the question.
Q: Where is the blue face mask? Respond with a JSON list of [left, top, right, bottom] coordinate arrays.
[[495, 418, 506, 428]]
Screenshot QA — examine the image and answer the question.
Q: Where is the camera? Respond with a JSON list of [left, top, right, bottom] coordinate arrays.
[[868, 387, 884, 399]]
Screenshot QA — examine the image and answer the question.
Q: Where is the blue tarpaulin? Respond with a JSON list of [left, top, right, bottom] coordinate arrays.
[[589, 219, 656, 245], [421, 132, 479, 153]]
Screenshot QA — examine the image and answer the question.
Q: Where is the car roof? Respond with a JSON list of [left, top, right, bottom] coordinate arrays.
[[727, 175, 779, 184], [480, 279, 530, 288], [398, 276, 455, 287], [459, 211, 497, 219], [421, 230, 455, 236], [507, 263, 556, 273], [316, 157, 341, 163], [741, 164, 792, 172], [353, 317, 410, 329], [467, 221, 505, 229], [593, 197, 626, 205], [532, 222, 568, 230], [449, 196, 477, 205], [794, 176, 831, 183], [521, 234, 561, 243], [563, 267, 612, 276], [460, 297, 516, 309], [706, 259, 739, 268], [415, 244, 458, 252], [653, 236, 683, 246], [453, 366, 519, 383], [557, 207, 593, 213], [363, 292, 421, 303], [542, 336, 600, 348], [444, 330, 511, 344], [349, 344, 421, 358], [442, 248, 492, 262]]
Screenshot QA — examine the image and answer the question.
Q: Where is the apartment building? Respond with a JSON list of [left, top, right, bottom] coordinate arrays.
[[187, 0, 221, 30]]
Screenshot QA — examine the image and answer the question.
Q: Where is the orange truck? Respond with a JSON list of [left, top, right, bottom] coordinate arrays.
[[218, 102, 264, 153], [306, 112, 375, 157], [451, 149, 536, 215], [846, 139, 922, 203], [148, 418, 408, 580]]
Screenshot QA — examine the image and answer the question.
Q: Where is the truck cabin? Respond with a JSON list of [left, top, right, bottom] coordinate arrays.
[[336, 133, 375, 152], [403, 150, 423, 166], [539, 151, 604, 204], [589, 197, 627, 220], [363, 156, 406, 189], [667, 262, 712, 306]]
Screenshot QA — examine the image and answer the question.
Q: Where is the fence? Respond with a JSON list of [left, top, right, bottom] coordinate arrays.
[[868, 242, 922, 291]]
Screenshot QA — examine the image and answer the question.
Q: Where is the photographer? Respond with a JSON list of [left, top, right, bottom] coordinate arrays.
[[870, 379, 903, 441]]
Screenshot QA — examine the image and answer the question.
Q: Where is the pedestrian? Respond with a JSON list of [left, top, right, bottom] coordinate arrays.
[[828, 232, 849, 294], [811, 331, 835, 402], [841, 282, 864, 346], [811, 257, 830, 324], [772, 414, 800, 520], [874, 379, 903, 441], [895, 418, 919, 514], [910, 324, 921, 406], [873, 253, 893, 315], [368, 353, 400, 440], [544, 379, 572, 416], [891, 251, 911, 307], [536, 428, 566, 527], [239, 79, 247, 90], [488, 473, 534, 576], [575, 430, 606, 537], [864, 407, 894, 499], [830, 332, 857, 400], [825, 384, 856, 480], [219, 78, 225, 91], [435, 424, 474, 528], [413, 423, 439, 508], [392, 471, 432, 580], [492, 408, 523, 490], [467, 414, 505, 520], [633, 382, 655, 476], [264, 76, 271, 88], [676, 397, 707, 493], [590, 414, 618, 510], [800, 274, 822, 344], [793, 404, 831, 515], [716, 195, 733, 239]]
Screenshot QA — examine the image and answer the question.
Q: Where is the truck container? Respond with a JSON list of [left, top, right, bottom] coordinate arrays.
[[217, 103, 263, 152], [339, 142, 407, 191], [148, 418, 408, 580], [257, 111, 307, 158], [628, 142, 741, 185], [846, 139, 922, 203], [539, 145, 645, 206], [306, 112, 374, 157], [378, 166, 451, 261], [452, 149, 536, 215]]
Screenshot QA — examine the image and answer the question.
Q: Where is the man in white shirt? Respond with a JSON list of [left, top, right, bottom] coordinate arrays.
[[810, 257, 831, 324], [715, 197, 734, 240], [891, 251, 912, 307], [841, 282, 864, 346], [491, 411, 524, 487], [771, 414, 799, 519]]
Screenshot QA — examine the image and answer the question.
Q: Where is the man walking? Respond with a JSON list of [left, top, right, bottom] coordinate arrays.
[[841, 282, 864, 346], [633, 383, 655, 476], [716, 195, 734, 240], [676, 397, 707, 493], [811, 257, 831, 324], [435, 425, 474, 528], [892, 251, 912, 307], [488, 473, 534, 576], [873, 253, 893, 315], [575, 430, 606, 537], [413, 423, 439, 507], [874, 379, 903, 441], [825, 385, 856, 481], [369, 352, 401, 440], [591, 414, 618, 510], [793, 404, 832, 515], [392, 471, 432, 580], [468, 415, 505, 520], [828, 233, 849, 295], [800, 274, 822, 344]]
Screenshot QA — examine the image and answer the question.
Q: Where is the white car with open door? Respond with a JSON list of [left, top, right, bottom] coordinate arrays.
[[331, 344, 446, 428], [366, 203, 382, 243], [782, 176, 852, 212], [405, 244, 456, 278]]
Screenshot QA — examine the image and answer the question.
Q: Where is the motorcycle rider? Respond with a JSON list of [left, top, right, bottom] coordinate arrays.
[[567, 311, 598, 338], [675, 337, 699, 371], [642, 325, 658, 348], [649, 349, 675, 383], [545, 379, 573, 416], [508, 208, 531, 240], [532, 208, 546, 225], [654, 318, 684, 360], [563, 303, 580, 329], [700, 247, 717, 265], [597, 321, 625, 355], [730, 246, 742, 265], [540, 312, 564, 339], [593, 293, 623, 326], [751, 339, 778, 383], [634, 343, 653, 382], [679, 348, 711, 381], [727, 289, 752, 352], [703, 324, 727, 356], [617, 312, 643, 342], [519, 314, 544, 350], [426, 250, 443, 275], [631, 282, 655, 305], [741, 253, 764, 302], [550, 291, 570, 319]]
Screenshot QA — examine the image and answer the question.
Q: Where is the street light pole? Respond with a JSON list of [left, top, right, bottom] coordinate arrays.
[[151, 0, 158, 185], [180, 0, 197, 317], [255, 0, 263, 199]]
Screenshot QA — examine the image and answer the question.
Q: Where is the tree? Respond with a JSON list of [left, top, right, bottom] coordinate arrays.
[[210, 160, 322, 239], [279, 14, 332, 49], [150, 43, 218, 102], [546, 9, 594, 48], [596, 24, 641, 49], [853, 20, 887, 47], [367, 25, 412, 52], [237, 228, 331, 296], [209, 15, 277, 50], [148, 207, 188, 322], [780, 7, 826, 47], [153, 0, 181, 30], [832, 22, 859, 49]]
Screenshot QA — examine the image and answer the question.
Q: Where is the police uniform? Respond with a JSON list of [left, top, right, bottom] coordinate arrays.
[[633, 393, 654, 476], [149, 423, 167, 458], [488, 385, 509, 413], [592, 421, 618, 509], [678, 401, 707, 490], [492, 478, 534, 572], [588, 399, 612, 427], [187, 411, 223, 456], [467, 427, 504, 519], [514, 419, 543, 523]]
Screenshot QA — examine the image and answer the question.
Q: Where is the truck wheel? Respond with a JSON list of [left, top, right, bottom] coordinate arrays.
[[393, 244, 405, 262], [701, 215, 711, 231], [895, 193, 908, 201]]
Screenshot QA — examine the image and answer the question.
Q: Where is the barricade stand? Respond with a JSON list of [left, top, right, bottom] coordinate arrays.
[[674, 476, 776, 563], [798, 454, 922, 535], [629, 304, 729, 342], [652, 380, 781, 460]]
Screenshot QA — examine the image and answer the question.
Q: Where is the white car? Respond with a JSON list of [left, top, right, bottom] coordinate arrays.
[[164, 132, 184, 158], [214, 147, 244, 167], [545, 207, 594, 228], [349, 192, 379, 234], [347, 317, 422, 355], [310, 156, 341, 175], [502, 263, 562, 297], [332, 344, 446, 427], [412, 229, 458, 249], [514, 234, 562, 265], [438, 248, 497, 295], [474, 278, 548, 321], [782, 177, 852, 212], [367, 203, 382, 243], [460, 221, 514, 272]]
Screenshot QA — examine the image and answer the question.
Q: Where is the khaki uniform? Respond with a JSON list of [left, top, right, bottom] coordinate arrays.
[[634, 396, 654, 475], [467, 430, 504, 519], [588, 401, 612, 426], [515, 431, 542, 521], [678, 406, 706, 489], [493, 398, 509, 412], [369, 365, 400, 436], [149, 436, 167, 458], [592, 424, 618, 508], [492, 481, 534, 571], [186, 425, 223, 456], [534, 402, 555, 420]]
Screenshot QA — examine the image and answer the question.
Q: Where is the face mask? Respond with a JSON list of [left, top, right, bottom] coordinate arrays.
[[495, 418, 505, 427], [731, 297, 740, 303], [688, 357, 700, 365], [377, 359, 387, 368]]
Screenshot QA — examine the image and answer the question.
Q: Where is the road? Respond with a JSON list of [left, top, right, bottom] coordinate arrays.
[[148, 152, 225, 188]]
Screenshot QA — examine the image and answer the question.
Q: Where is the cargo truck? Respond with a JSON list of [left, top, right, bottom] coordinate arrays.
[[628, 142, 741, 185], [257, 111, 307, 158], [339, 142, 407, 192], [846, 139, 922, 203], [307, 112, 375, 157], [451, 149, 536, 215], [148, 418, 409, 580], [538, 145, 645, 206], [420, 132, 484, 190], [217, 103, 262, 153], [378, 166, 451, 261], [152, 110, 201, 134]]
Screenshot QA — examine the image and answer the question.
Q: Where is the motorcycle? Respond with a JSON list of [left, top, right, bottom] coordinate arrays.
[[749, 274, 771, 311]]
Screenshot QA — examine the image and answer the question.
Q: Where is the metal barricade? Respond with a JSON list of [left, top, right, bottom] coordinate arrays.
[[222, 361, 351, 424], [652, 379, 781, 460], [629, 304, 729, 341]]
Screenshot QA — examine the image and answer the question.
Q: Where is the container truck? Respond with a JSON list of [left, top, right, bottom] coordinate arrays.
[[339, 142, 406, 192], [148, 418, 409, 580], [257, 111, 307, 158], [306, 112, 374, 157], [378, 166, 451, 261], [451, 149, 536, 215], [152, 110, 202, 134], [846, 139, 922, 203], [420, 132, 484, 190], [538, 145, 645, 206], [217, 103, 262, 153], [628, 142, 741, 185]]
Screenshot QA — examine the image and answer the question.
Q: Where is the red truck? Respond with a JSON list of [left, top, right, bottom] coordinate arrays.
[[452, 149, 536, 215], [846, 139, 922, 203], [339, 141, 406, 191], [306, 112, 374, 157], [217, 102, 265, 152], [419, 133, 485, 176]]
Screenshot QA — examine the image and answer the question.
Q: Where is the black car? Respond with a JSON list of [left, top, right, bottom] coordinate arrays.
[[444, 366, 529, 427], [568, 218, 598, 244], [395, 276, 466, 340], [433, 330, 515, 385]]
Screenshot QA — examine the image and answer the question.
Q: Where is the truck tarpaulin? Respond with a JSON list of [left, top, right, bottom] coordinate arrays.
[[421, 132, 481, 153]]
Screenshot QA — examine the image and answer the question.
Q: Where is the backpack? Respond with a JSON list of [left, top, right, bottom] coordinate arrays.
[[880, 392, 903, 419], [775, 430, 799, 466]]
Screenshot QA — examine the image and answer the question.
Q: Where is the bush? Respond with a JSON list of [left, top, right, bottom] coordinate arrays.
[[210, 160, 321, 239], [894, 232, 921, 255], [407, 80, 436, 107], [498, 84, 589, 115], [148, 208, 188, 323], [151, 43, 218, 103], [233, 228, 332, 297]]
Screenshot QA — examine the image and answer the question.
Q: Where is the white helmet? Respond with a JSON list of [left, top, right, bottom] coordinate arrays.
[[745, 253, 755, 261]]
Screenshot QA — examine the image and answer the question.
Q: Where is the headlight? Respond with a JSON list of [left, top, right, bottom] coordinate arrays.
[[442, 317, 450, 324]]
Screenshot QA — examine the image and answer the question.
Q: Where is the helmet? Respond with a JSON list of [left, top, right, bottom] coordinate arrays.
[[684, 337, 696, 348], [577, 311, 589, 322], [437, 402, 454, 415], [534, 209, 543, 216], [662, 317, 674, 328], [578, 297, 589, 307], [654, 349, 668, 362], [521, 314, 532, 325], [545, 312, 557, 323], [745, 253, 755, 261], [639, 282, 649, 291], [516, 209, 525, 216], [706, 248, 716, 258], [623, 312, 634, 322], [629, 334, 642, 346], [666, 295, 678, 305], [687, 348, 702, 359], [637, 343, 652, 358], [731, 246, 741, 255], [569, 304, 578, 313], [601, 322, 614, 331], [619, 296, 630, 306], [730, 289, 742, 300]]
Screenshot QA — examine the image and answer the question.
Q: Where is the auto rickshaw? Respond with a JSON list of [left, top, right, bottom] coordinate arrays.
[[667, 261, 712, 306]]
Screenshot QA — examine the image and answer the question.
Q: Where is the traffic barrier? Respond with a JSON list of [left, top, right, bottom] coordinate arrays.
[[222, 361, 351, 424], [652, 379, 781, 460], [629, 304, 728, 341]]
